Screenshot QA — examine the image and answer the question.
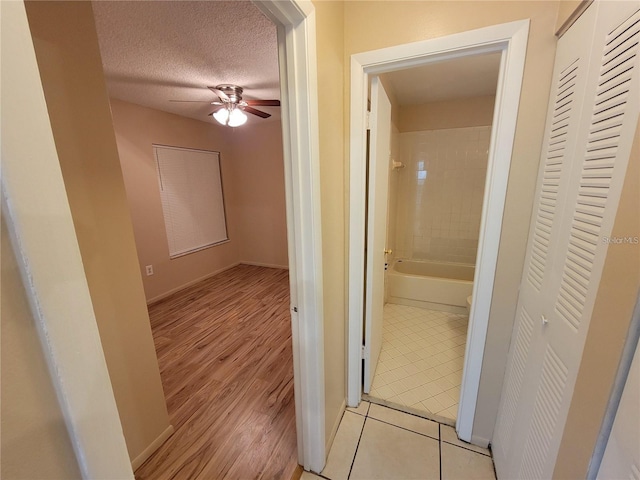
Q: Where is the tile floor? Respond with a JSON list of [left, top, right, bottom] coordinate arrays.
[[369, 304, 469, 421], [301, 401, 495, 480]]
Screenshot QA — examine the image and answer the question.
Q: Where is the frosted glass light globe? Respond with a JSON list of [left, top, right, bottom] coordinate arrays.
[[228, 108, 248, 127], [213, 108, 229, 125]]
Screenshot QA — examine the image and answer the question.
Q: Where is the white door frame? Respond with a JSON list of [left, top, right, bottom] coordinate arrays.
[[254, 0, 326, 472], [347, 20, 529, 443], [5, 0, 327, 475]]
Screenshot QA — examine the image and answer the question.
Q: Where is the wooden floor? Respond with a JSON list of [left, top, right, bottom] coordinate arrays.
[[136, 265, 298, 480]]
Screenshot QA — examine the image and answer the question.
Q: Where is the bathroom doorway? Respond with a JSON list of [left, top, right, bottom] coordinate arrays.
[[348, 21, 530, 443], [364, 53, 501, 424]]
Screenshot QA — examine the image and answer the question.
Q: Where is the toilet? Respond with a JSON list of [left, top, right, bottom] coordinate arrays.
[[466, 295, 472, 315]]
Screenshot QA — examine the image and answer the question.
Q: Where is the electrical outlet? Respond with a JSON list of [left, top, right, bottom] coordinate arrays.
[[145, 265, 154, 276]]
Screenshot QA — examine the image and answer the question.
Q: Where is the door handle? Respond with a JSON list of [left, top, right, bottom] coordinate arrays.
[[384, 249, 393, 255], [541, 314, 549, 326]]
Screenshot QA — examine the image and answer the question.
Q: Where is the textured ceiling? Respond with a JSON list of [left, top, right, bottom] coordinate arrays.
[[381, 52, 501, 105], [92, 1, 280, 125]]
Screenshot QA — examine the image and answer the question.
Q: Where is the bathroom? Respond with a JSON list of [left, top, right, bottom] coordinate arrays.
[[367, 52, 501, 423]]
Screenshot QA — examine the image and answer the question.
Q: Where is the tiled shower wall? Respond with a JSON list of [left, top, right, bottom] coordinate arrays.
[[392, 126, 490, 265]]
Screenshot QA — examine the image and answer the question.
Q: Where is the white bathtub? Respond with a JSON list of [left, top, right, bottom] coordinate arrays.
[[387, 259, 474, 313]]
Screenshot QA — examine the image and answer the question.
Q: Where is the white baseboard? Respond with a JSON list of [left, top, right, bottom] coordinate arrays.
[[131, 424, 174, 471], [470, 433, 491, 449], [326, 399, 346, 452], [146, 263, 240, 305], [240, 261, 289, 270]]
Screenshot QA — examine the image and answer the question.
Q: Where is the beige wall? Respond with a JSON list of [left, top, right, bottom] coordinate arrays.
[[398, 95, 495, 132], [553, 121, 640, 478], [342, 0, 560, 443], [314, 0, 348, 448], [230, 120, 289, 269], [25, 1, 170, 463], [12, 0, 637, 474], [1, 217, 82, 479], [4, 1, 132, 476], [109, 99, 242, 302]]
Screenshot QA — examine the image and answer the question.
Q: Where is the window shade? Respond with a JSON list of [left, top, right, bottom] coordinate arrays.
[[154, 145, 228, 258]]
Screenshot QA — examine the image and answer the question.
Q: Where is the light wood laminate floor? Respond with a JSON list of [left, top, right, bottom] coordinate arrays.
[[135, 265, 298, 480]]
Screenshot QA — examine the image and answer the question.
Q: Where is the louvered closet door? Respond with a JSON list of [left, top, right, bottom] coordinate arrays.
[[492, 5, 598, 475], [493, 2, 640, 479]]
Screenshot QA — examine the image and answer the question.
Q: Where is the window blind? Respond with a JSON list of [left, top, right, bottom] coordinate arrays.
[[154, 145, 228, 258]]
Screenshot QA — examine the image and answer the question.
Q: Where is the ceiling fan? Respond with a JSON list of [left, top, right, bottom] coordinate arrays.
[[171, 84, 280, 127]]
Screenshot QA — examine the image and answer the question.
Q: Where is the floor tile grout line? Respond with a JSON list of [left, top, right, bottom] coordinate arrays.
[[346, 409, 367, 418], [346, 412, 368, 480], [439, 424, 443, 480], [308, 472, 332, 480], [365, 416, 440, 442], [371, 407, 492, 458], [351, 402, 493, 459], [491, 453, 499, 479], [348, 411, 367, 418], [365, 397, 457, 428]]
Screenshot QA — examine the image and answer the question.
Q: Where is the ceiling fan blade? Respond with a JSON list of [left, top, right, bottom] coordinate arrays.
[[208, 86, 230, 102], [169, 100, 214, 103], [243, 106, 271, 119], [245, 99, 281, 107]]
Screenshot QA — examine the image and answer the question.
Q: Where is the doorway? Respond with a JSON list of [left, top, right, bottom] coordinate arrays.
[[90, 2, 296, 476], [348, 20, 530, 444], [363, 53, 501, 424]]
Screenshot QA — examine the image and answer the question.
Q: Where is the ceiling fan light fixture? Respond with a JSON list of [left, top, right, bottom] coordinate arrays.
[[228, 108, 247, 127], [175, 84, 277, 124], [213, 108, 230, 125]]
